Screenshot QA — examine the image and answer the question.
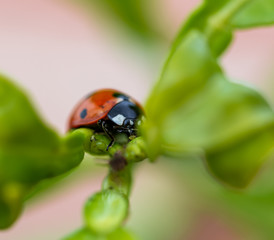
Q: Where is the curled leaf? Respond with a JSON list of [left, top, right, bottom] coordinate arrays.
[[0, 75, 85, 228], [144, 30, 274, 187]]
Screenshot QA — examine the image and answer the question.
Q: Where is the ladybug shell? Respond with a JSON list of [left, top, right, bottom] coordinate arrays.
[[68, 89, 141, 130]]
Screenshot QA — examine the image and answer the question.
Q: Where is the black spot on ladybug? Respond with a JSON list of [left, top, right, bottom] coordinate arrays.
[[80, 108, 87, 119], [99, 105, 105, 108], [113, 92, 129, 100]]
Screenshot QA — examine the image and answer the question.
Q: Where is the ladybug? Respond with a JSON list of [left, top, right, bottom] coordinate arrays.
[[68, 89, 144, 150]]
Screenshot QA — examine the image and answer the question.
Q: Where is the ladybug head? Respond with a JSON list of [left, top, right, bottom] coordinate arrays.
[[107, 100, 143, 136]]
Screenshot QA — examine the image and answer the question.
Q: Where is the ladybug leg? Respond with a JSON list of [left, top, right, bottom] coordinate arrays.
[[101, 120, 115, 151], [106, 138, 115, 151]]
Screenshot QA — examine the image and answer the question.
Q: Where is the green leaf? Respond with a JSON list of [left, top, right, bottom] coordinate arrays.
[[160, 74, 273, 188], [144, 29, 274, 187], [144, 0, 274, 188], [160, 75, 273, 154], [172, 0, 274, 57], [144, 30, 220, 160], [84, 189, 129, 234], [232, 0, 274, 28], [206, 125, 274, 187], [0, 75, 85, 228], [0, 182, 26, 229], [171, 0, 250, 57], [63, 227, 138, 240]]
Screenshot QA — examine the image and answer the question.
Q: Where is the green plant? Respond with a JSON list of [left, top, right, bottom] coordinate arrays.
[[0, 0, 273, 239]]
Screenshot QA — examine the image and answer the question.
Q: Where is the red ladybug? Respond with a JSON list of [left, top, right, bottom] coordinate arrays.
[[68, 89, 144, 149]]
